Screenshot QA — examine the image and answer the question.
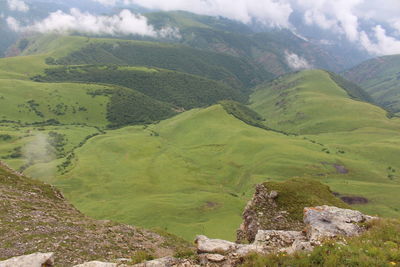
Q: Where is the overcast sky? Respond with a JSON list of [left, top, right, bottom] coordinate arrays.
[[5, 0, 400, 55]]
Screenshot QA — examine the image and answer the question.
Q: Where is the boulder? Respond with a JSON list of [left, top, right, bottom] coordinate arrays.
[[284, 240, 314, 254], [131, 257, 180, 267], [205, 254, 226, 262], [0, 252, 54, 267], [235, 244, 264, 256], [195, 235, 237, 254], [304, 205, 375, 241], [73, 261, 117, 267]]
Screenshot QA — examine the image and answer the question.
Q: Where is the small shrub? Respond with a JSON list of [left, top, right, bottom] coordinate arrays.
[[131, 250, 154, 264]]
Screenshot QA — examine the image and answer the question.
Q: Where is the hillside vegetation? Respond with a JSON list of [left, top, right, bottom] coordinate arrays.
[[344, 54, 400, 115], [51, 101, 400, 240], [40, 37, 270, 90], [33, 65, 246, 109]]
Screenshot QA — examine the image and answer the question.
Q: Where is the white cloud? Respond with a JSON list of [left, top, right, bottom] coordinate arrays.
[[110, 0, 294, 27], [91, 0, 118, 6], [297, 0, 362, 42], [7, 0, 399, 55], [295, 0, 400, 55], [7, 0, 29, 12], [285, 51, 312, 70], [360, 26, 400, 55], [392, 19, 400, 36], [6, 16, 21, 31], [7, 8, 180, 38]]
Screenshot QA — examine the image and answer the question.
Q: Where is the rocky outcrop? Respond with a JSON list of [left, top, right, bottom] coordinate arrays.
[[0, 252, 54, 267], [196, 205, 376, 266], [304, 205, 376, 241], [253, 230, 306, 250], [237, 184, 294, 243], [236, 179, 351, 243]]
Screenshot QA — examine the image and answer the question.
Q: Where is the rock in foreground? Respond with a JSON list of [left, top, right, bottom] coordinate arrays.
[[237, 178, 351, 243], [195, 205, 375, 266], [0, 252, 54, 267]]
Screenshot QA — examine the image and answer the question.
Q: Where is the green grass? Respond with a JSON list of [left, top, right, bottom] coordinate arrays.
[[0, 79, 110, 126], [262, 178, 349, 222], [0, 55, 48, 78], [0, 124, 101, 180], [50, 102, 400, 241], [53, 105, 347, 241]]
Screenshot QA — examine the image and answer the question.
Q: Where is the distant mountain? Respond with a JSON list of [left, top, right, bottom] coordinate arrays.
[[146, 11, 364, 75], [344, 55, 400, 115], [1, 7, 370, 74]]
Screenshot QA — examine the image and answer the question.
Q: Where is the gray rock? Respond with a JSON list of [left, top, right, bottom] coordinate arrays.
[[0, 252, 54, 267], [269, 191, 279, 199], [132, 257, 179, 267], [73, 261, 117, 267], [205, 254, 226, 262], [235, 244, 264, 256], [284, 240, 314, 254], [195, 235, 237, 254], [304, 205, 374, 241]]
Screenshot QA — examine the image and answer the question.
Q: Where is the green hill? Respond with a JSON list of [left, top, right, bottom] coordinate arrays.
[[344, 55, 400, 115], [250, 70, 398, 134], [26, 35, 270, 90], [52, 104, 346, 241], [47, 101, 400, 241]]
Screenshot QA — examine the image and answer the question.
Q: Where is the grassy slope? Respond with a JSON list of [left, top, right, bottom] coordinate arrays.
[[250, 70, 400, 134], [54, 105, 343, 241], [0, 79, 110, 126], [344, 55, 400, 114], [53, 102, 400, 241], [0, 163, 192, 266]]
